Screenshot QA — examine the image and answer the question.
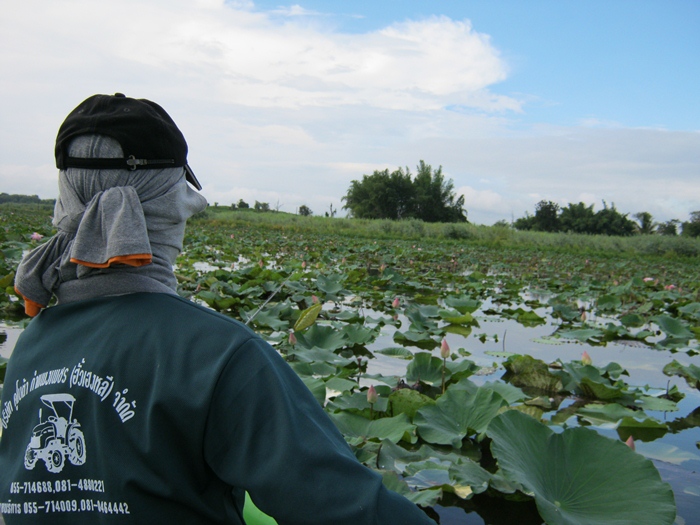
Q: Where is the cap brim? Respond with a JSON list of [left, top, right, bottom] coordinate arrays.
[[184, 164, 202, 191]]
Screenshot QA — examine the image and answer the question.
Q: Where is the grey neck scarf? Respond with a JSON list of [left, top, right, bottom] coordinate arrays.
[[15, 135, 208, 315]]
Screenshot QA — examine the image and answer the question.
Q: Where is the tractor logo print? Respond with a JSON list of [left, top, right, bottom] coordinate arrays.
[[24, 393, 86, 474]]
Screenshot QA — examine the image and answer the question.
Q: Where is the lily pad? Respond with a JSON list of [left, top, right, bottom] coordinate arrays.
[[488, 410, 676, 525], [415, 387, 507, 447]]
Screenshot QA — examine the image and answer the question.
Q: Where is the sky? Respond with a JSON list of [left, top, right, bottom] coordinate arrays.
[[1, 0, 698, 225]]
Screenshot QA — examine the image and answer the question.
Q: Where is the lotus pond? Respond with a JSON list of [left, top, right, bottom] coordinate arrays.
[[1, 205, 699, 525]]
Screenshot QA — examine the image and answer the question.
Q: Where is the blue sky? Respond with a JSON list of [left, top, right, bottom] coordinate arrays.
[[1, 0, 698, 224]]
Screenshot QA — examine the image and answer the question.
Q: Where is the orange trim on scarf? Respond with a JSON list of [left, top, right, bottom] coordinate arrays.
[[69, 254, 153, 269], [14, 287, 45, 318]]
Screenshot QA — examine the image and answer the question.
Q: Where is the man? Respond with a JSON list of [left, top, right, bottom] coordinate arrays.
[[0, 94, 436, 524]]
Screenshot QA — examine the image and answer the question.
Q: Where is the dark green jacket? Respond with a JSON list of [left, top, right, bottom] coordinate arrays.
[[0, 293, 435, 524]]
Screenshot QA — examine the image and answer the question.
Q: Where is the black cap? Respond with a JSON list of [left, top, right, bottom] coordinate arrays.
[[55, 93, 202, 191]]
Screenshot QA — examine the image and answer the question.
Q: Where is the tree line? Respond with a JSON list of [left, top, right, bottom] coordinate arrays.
[[0, 193, 55, 205], [342, 161, 467, 223], [513, 200, 700, 237]]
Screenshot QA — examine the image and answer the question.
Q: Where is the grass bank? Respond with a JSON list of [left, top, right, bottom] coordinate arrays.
[[196, 206, 700, 259]]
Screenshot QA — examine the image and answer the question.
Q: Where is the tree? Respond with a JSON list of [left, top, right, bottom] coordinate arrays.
[[657, 219, 679, 236], [682, 211, 700, 237], [298, 205, 313, 216], [254, 201, 270, 212], [237, 199, 249, 209], [342, 161, 466, 223], [411, 161, 466, 223], [532, 200, 560, 232], [591, 202, 636, 236], [634, 212, 656, 234], [559, 202, 596, 233]]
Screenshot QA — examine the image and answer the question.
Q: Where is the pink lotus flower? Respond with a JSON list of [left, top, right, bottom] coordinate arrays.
[[440, 338, 450, 359], [288, 332, 297, 345], [392, 297, 400, 309], [301, 261, 307, 269], [581, 351, 592, 366], [664, 284, 677, 291], [367, 385, 378, 405], [230, 234, 235, 239], [311, 295, 319, 304], [30, 232, 43, 241], [643, 277, 654, 282], [625, 435, 635, 451]]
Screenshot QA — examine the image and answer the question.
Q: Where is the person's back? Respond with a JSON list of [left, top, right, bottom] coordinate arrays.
[[0, 93, 436, 524]]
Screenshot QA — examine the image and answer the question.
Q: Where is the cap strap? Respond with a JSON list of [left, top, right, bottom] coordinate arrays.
[[64, 156, 176, 171]]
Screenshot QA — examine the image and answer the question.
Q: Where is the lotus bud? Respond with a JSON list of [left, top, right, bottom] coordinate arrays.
[[230, 234, 235, 239], [581, 351, 592, 366], [312, 295, 319, 304], [288, 332, 297, 345], [380, 264, 386, 273], [367, 385, 378, 405], [392, 297, 400, 309], [440, 338, 450, 359], [258, 260, 264, 269], [30, 232, 43, 241], [301, 261, 307, 269], [625, 435, 635, 451]]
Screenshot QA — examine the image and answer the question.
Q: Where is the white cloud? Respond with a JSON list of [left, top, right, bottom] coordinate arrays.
[[1, 1, 697, 228]]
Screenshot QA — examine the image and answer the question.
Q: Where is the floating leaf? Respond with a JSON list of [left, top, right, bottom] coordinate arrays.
[[415, 387, 507, 447], [663, 360, 700, 389], [488, 410, 676, 525], [330, 412, 416, 444], [375, 347, 414, 359]]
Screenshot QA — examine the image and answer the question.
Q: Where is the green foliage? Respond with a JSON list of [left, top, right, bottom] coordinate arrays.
[[515, 200, 639, 236], [3, 203, 699, 524], [342, 161, 466, 223], [681, 211, 700, 237], [298, 204, 313, 216], [488, 411, 676, 525]]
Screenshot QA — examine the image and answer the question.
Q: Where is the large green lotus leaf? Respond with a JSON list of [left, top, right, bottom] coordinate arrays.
[[249, 308, 290, 331], [634, 395, 679, 412], [324, 377, 358, 394], [414, 387, 507, 447], [315, 274, 345, 297], [616, 416, 668, 442], [447, 459, 493, 498], [576, 403, 639, 425], [578, 376, 624, 400], [342, 324, 379, 345], [287, 346, 351, 366], [444, 295, 481, 314], [663, 360, 700, 389], [557, 328, 605, 344], [653, 315, 693, 340], [330, 412, 416, 444], [438, 308, 475, 325], [377, 439, 468, 473], [406, 352, 447, 385], [488, 410, 676, 525], [294, 324, 346, 351], [375, 346, 414, 359], [380, 472, 442, 507], [393, 330, 440, 350], [452, 377, 526, 404]]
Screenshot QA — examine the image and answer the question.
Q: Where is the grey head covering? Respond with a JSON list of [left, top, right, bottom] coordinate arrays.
[[15, 135, 208, 316]]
